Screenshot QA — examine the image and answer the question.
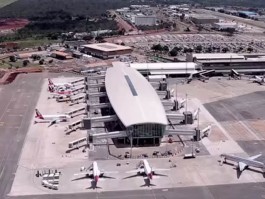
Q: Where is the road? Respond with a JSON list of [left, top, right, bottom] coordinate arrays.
[[4, 182, 265, 199]]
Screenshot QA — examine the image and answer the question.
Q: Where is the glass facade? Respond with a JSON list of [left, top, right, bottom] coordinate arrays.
[[126, 123, 165, 138]]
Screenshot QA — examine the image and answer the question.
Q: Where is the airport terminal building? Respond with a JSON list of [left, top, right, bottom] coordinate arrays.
[[106, 62, 168, 145], [84, 62, 168, 146]]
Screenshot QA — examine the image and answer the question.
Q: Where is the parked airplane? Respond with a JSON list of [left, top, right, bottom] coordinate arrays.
[[48, 78, 73, 89], [34, 109, 71, 127], [250, 76, 265, 85], [187, 70, 215, 83], [124, 159, 169, 186], [73, 161, 116, 189], [220, 153, 265, 178]]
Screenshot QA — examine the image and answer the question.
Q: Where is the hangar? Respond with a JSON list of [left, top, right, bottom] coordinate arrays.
[[81, 43, 133, 59]]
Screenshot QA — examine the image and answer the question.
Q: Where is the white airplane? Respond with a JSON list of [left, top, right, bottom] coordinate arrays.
[[124, 159, 169, 186], [220, 153, 265, 177], [48, 78, 73, 89], [34, 109, 71, 127], [48, 86, 73, 98], [250, 76, 265, 85], [73, 161, 116, 189]]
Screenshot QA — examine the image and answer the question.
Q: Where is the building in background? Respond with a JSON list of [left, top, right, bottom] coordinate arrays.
[[191, 14, 219, 24], [82, 43, 133, 59], [213, 22, 237, 31], [135, 16, 156, 26]]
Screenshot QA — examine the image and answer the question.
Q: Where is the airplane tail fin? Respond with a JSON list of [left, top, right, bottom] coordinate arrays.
[[35, 109, 44, 119], [48, 85, 54, 93], [48, 78, 54, 85]]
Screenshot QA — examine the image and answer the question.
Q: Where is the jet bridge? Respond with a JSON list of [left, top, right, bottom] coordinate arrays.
[[71, 86, 85, 95], [68, 137, 87, 148], [87, 103, 111, 111], [90, 131, 127, 140], [68, 120, 83, 130], [66, 107, 86, 117], [70, 78, 84, 85], [84, 75, 105, 81], [70, 95, 85, 103], [87, 92, 107, 99], [83, 115, 118, 129], [85, 82, 105, 89]]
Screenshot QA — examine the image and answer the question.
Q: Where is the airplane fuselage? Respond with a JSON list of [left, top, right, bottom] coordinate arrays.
[[92, 161, 101, 182], [142, 159, 153, 179], [39, 115, 70, 121]]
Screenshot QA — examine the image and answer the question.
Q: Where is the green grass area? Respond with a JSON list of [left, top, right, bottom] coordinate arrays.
[[0, 0, 18, 8], [0, 58, 40, 69], [16, 39, 59, 48]]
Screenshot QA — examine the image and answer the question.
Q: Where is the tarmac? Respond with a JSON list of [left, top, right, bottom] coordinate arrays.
[[0, 73, 44, 198], [1, 74, 265, 199]]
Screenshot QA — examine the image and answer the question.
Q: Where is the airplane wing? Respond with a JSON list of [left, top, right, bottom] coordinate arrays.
[[103, 171, 118, 174], [126, 169, 139, 174], [238, 162, 247, 172], [48, 120, 57, 127], [153, 168, 170, 171], [248, 154, 262, 160]]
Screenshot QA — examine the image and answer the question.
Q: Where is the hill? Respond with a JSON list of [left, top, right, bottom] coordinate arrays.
[[0, 0, 129, 18], [0, 0, 17, 8], [0, 0, 264, 19]]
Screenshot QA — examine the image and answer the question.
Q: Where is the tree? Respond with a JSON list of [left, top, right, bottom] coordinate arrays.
[[39, 59, 44, 65], [185, 27, 190, 32], [95, 35, 104, 42], [226, 28, 235, 36], [169, 49, 178, 56], [9, 55, 16, 62], [222, 47, 229, 53], [83, 35, 93, 41], [23, 60, 29, 67], [151, 44, 163, 51], [163, 45, 169, 52], [247, 47, 253, 52], [195, 45, 202, 52], [38, 46, 42, 51]]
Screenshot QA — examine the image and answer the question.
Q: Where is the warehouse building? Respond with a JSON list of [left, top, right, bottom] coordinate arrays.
[[191, 14, 219, 24], [82, 43, 133, 59], [213, 22, 237, 31], [135, 16, 156, 26]]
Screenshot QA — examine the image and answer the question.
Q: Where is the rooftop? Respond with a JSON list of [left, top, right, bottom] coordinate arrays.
[[193, 53, 245, 60], [105, 62, 168, 127], [82, 43, 132, 52], [191, 14, 217, 19]]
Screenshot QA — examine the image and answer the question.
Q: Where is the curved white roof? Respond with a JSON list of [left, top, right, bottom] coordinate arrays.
[[105, 62, 168, 127]]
